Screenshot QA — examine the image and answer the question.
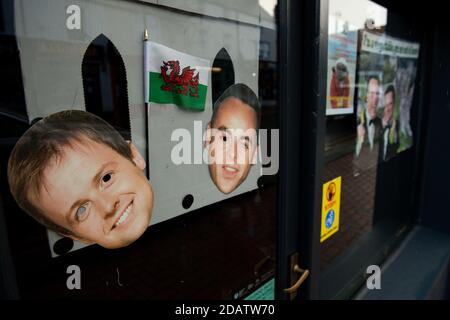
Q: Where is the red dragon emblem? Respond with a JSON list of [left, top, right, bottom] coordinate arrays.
[[160, 60, 199, 97]]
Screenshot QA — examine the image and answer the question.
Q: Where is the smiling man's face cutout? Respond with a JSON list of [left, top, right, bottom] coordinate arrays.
[[207, 92, 259, 194], [35, 137, 154, 249], [8, 110, 155, 250]]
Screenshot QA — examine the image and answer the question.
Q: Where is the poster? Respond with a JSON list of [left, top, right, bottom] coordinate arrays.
[[326, 31, 358, 116], [355, 31, 420, 164]]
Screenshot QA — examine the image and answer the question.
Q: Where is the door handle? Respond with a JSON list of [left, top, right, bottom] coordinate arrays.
[[283, 264, 310, 294]]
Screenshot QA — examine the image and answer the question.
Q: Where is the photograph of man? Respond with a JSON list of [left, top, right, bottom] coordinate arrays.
[[329, 58, 351, 109], [356, 75, 382, 155], [354, 75, 382, 173], [380, 85, 399, 161], [7, 110, 154, 249], [205, 83, 261, 194]]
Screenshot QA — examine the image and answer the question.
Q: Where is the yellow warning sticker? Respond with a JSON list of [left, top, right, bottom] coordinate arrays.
[[321, 176, 341, 243]]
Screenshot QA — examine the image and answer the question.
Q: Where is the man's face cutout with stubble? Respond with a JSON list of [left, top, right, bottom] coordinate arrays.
[[206, 96, 258, 194]]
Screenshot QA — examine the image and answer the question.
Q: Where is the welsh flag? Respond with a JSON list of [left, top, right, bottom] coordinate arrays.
[[144, 41, 209, 111]]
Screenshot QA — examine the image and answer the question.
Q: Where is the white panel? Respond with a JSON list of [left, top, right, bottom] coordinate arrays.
[[156, 0, 260, 26], [15, 0, 261, 256]]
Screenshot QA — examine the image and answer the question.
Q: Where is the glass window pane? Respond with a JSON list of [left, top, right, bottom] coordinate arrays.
[[321, 0, 422, 295], [0, 0, 278, 299]]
